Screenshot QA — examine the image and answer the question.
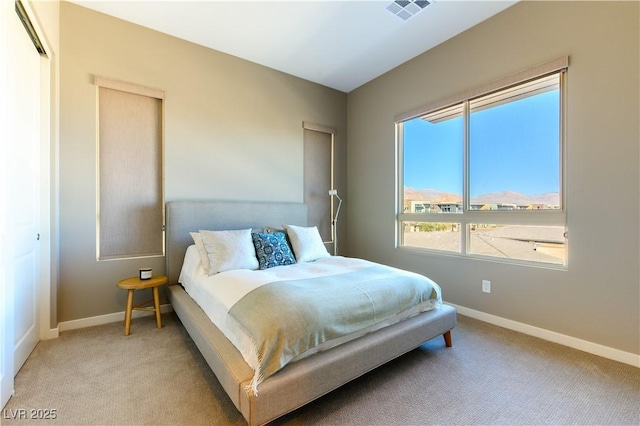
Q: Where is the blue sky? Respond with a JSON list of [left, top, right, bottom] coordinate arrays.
[[403, 90, 560, 197]]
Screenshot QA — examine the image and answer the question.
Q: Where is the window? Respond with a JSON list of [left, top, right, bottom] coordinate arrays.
[[397, 58, 567, 267], [96, 77, 164, 260], [303, 122, 335, 242]]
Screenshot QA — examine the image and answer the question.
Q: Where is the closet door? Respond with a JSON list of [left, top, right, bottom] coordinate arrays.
[[11, 12, 41, 375], [1, 1, 42, 409]]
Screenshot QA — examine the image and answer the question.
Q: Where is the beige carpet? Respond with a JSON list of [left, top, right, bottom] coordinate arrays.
[[4, 313, 639, 425]]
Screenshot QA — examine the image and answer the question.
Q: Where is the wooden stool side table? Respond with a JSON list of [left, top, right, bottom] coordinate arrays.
[[116, 275, 167, 336]]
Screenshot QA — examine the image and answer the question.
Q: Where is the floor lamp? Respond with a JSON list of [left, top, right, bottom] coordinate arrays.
[[329, 189, 342, 256]]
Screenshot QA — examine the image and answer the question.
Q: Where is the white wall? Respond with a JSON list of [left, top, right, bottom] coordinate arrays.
[[346, 1, 639, 358]]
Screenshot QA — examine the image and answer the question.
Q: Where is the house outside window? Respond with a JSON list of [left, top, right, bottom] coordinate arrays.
[[396, 58, 568, 267]]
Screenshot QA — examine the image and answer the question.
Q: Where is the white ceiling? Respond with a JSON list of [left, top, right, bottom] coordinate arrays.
[[71, 1, 517, 93]]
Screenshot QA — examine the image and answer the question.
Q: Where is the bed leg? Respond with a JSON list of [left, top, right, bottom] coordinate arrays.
[[443, 331, 452, 347]]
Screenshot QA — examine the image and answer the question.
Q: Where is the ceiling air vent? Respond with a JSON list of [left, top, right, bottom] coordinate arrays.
[[386, 0, 432, 21]]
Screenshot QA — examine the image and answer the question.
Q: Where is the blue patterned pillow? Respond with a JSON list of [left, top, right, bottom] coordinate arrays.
[[251, 232, 296, 270]]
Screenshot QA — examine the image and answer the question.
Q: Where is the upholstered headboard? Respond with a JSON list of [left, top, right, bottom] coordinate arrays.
[[165, 200, 308, 285]]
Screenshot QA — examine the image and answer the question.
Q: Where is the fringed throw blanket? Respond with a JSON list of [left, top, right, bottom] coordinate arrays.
[[228, 264, 441, 394]]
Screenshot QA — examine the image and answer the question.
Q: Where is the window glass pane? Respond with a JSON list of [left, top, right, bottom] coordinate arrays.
[[468, 224, 565, 265], [402, 222, 461, 253], [397, 69, 566, 267], [402, 104, 463, 213], [469, 75, 560, 209]]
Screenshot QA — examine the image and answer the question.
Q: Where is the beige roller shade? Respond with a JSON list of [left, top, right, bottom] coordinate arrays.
[[97, 81, 164, 260], [395, 56, 568, 123], [303, 125, 334, 242]]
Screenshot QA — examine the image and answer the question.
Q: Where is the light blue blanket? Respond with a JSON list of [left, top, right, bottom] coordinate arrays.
[[228, 264, 441, 393]]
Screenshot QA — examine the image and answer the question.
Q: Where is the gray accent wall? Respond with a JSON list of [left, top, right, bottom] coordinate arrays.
[[58, 3, 347, 322], [346, 1, 639, 355]]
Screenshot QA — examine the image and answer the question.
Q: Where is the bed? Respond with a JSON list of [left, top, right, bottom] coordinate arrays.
[[165, 200, 457, 425]]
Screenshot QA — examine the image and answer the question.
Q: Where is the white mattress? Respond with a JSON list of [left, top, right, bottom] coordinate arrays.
[[178, 245, 442, 371]]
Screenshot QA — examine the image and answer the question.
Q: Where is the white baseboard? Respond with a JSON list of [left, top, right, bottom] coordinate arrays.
[[40, 328, 59, 340], [58, 304, 173, 333], [447, 302, 640, 368]]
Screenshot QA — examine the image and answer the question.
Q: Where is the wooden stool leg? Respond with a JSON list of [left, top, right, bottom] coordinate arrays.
[[153, 286, 162, 329], [443, 330, 452, 347], [124, 289, 134, 336]]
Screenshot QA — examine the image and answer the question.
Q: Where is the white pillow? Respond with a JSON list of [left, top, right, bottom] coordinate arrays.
[[283, 224, 330, 263], [178, 244, 206, 285], [190, 232, 210, 275], [199, 229, 259, 275]]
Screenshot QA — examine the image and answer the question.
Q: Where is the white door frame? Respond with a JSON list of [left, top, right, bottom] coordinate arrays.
[[36, 20, 57, 343], [19, 0, 57, 342]]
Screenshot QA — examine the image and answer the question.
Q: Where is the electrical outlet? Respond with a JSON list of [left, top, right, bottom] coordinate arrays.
[[482, 280, 491, 293]]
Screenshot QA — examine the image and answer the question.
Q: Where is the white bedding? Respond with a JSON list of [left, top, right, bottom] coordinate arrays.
[[178, 245, 442, 375]]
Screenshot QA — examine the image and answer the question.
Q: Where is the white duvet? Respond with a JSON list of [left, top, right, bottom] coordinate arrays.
[[178, 245, 442, 376]]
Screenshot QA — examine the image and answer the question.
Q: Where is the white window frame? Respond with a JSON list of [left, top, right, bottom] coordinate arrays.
[[95, 76, 165, 261], [395, 57, 568, 268]]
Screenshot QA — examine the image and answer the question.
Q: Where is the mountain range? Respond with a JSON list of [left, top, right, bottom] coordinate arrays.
[[404, 187, 560, 207]]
